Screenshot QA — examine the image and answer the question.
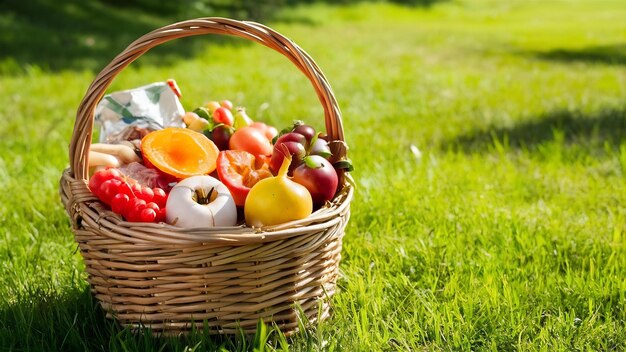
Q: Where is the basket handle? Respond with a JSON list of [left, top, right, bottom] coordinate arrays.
[[69, 17, 345, 182]]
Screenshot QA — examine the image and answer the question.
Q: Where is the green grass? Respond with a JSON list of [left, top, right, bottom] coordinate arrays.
[[2, 0, 626, 350]]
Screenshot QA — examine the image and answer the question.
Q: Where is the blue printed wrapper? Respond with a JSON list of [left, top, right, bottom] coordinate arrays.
[[94, 81, 185, 142]]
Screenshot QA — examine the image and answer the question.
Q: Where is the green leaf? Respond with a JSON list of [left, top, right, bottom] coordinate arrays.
[[304, 155, 323, 169], [333, 158, 354, 172]]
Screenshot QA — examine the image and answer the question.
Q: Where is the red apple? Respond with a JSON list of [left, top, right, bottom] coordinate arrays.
[[292, 155, 338, 205]]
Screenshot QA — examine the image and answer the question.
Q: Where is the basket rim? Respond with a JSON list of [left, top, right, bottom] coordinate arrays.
[[60, 167, 353, 245]]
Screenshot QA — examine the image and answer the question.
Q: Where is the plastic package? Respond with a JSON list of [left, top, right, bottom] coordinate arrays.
[[94, 81, 185, 143], [119, 162, 177, 191]]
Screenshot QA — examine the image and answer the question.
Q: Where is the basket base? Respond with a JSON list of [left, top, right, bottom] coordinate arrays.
[[102, 295, 333, 336]]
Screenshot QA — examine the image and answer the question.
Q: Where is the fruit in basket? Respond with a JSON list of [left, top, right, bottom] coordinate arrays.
[[182, 111, 210, 132], [250, 121, 278, 141], [308, 137, 332, 158], [216, 150, 273, 207], [229, 126, 273, 157], [292, 155, 338, 205], [89, 168, 123, 194], [88, 151, 121, 170], [205, 101, 221, 113], [110, 193, 131, 214], [245, 150, 312, 227], [213, 107, 234, 126], [141, 128, 220, 179], [88, 168, 167, 223], [208, 125, 235, 151], [182, 111, 201, 125], [220, 99, 234, 111], [166, 175, 237, 228], [90, 143, 140, 166], [270, 122, 332, 174], [99, 178, 124, 204], [292, 124, 316, 141], [152, 187, 168, 206], [233, 108, 254, 129], [269, 132, 307, 173]]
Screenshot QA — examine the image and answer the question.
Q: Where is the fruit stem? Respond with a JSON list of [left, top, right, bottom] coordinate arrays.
[[194, 187, 216, 204], [277, 144, 292, 177]]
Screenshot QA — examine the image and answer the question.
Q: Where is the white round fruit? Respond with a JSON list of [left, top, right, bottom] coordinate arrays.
[[166, 175, 237, 228]]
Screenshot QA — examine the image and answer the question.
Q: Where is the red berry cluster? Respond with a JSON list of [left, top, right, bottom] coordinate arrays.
[[89, 168, 167, 223]]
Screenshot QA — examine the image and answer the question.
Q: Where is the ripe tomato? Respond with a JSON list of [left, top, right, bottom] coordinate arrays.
[[99, 179, 122, 205], [152, 188, 167, 208], [216, 150, 273, 207], [137, 186, 154, 202], [249, 122, 278, 140], [229, 126, 273, 157], [220, 100, 234, 110], [88, 167, 167, 223], [124, 198, 147, 222], [213, 107, 234, 126], [110, 193, 130, 214], [89, 168, 122, 196], [139, 208, 157, 222]]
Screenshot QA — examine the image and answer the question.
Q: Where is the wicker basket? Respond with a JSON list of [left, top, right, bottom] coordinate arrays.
[[59, 18, 353, 335]]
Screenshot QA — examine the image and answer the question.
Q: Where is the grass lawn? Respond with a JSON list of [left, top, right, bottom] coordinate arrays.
[[1, 0, 626, 350]]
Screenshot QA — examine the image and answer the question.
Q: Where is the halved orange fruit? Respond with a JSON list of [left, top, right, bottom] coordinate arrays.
[[141, 128, 219, 179]]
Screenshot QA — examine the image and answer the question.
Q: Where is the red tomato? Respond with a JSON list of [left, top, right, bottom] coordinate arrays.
[[130, 183, 142, 197], [220, 99, 234, 110], [216, 150, 273, 207], [249, 122, 278, 140], [138, 186, 154, 202], [139, 208, 157, 222], [125, 198, 147, 222], [145, 202, 160, 213], [110, 193, 130, 214], [89, 168, 122, 196], [117, 181, 134, 198], [266, 126, 278, 140], [229, 126, 273, 157], [152, 188, 167, 208], [99, 179, 122, 205], [88, 167, 167, 223], [156, 207, 166, 223], [213, 107, 234, 126]]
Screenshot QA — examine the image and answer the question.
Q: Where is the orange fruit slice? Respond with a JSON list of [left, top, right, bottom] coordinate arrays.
[[141, 128, 219, 179]]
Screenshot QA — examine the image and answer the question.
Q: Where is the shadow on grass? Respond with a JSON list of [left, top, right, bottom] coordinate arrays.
[[531, 43, 626, 66], [0, 0, 253, 75], [0, 285, 291, 351], [441, 107, 626, 153], [0, 0, 448, 75], [0, 287, 111, 351]]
